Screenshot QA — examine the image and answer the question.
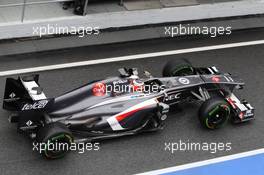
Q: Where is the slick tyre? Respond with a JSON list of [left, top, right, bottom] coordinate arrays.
[[199, 97, 231, 129], [36, 123, 73, 159], [162, 59, 194, 77]]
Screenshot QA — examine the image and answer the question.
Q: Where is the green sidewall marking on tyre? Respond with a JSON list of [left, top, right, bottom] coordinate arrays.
[[205, 103, 231, 129], [51, 133, 66, 141], [65, 134, 74, 143], [209, 106, 220, 116], [44, 133, 73, 159], [220, 104, 231, 125], [172, 66, 192, 75], [44, 149, 66, 159], [205, 118, 214, 129]]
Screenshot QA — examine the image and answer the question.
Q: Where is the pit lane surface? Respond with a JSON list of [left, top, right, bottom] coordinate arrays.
[[0, 29, 264, 175]]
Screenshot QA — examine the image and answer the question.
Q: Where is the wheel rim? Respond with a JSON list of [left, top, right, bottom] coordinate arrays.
[[206, 104, 230, 129], [44, 134, 73, 159], [172, 66, 193, 76]]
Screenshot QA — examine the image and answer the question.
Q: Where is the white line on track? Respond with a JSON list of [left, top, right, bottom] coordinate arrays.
[[136, 148, 264, 175], [0, 39, 264, 77]]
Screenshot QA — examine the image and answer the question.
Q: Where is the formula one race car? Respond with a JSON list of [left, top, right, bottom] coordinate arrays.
[[3, 59, 254, 159]]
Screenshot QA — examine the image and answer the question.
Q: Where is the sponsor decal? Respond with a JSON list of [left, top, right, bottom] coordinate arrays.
[[19, 120, 37, 131], [227, 98, 236, 109], [26, 120, 33, 126], [178, 77, 190, 85], [164, 93, 181, 102], [92, 82, 106, 96], [113, 79, 129, 84], [239, 112, 244, 119], [20, 125, 37, 131], [244, 110, 254, 117], [212, 76, 220, 83], [22, 100, 48, 111], [9, 93, 16, 98]]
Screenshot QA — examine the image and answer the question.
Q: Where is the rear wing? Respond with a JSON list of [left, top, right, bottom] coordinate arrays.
[[3, 75, 49, 111]]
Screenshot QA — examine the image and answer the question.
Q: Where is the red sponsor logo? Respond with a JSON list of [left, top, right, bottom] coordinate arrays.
[[92, 82, 106, 96], [239, 112, 244, 119], [212, 76, 220, 83]]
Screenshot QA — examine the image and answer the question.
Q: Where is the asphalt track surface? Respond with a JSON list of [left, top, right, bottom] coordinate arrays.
[[0, 28, 264, 175]]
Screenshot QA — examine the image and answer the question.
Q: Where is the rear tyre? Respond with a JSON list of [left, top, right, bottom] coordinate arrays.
[[162, 59, 194, 77], [36, 122, 73, 159], [199, 97, 231, 129]]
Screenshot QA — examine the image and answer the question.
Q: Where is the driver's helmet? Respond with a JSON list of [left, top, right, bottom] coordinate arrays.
[[131, 79, 144, 92]]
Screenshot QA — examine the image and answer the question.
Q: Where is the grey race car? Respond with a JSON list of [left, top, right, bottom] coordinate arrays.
[[3, 59, 254, 158]]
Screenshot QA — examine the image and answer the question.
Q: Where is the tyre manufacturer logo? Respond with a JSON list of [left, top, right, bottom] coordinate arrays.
[[178, 78, 190, 85]]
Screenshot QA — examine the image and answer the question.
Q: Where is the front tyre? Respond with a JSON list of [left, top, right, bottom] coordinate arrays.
[[199, 97, 231, 129], [36, 122, 73, 159], [162, 59, 194, 77]]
